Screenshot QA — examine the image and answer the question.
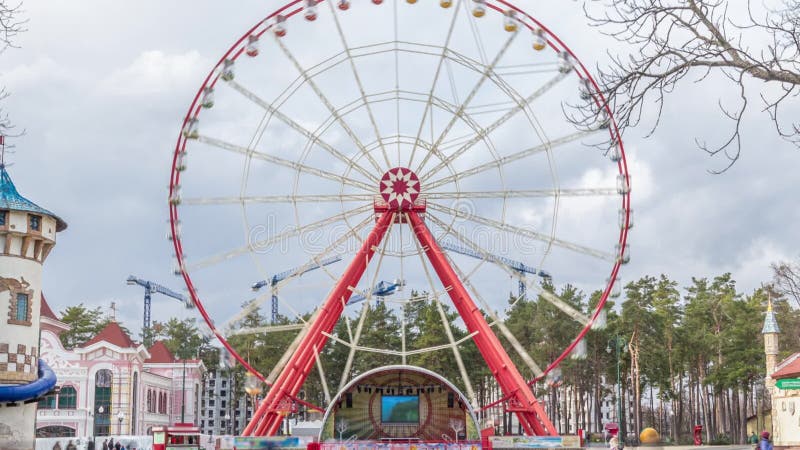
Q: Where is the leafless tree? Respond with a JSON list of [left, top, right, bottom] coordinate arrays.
[[0, 1, 26, 138], [772, 259, 800, 307], [581, 0, 800, 172]]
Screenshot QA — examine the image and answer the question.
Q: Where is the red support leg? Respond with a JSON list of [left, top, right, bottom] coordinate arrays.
[[407, 211, 557, 436], [243, 211, 395, 436]]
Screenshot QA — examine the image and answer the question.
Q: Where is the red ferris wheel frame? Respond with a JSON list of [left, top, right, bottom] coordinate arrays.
[[169, 0, 632, 436]]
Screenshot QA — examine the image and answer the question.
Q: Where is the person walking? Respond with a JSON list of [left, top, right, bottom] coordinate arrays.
[[102, 439, 109, 450], [114, 440, 122, 450], [749, 432, 758, 445], [759, 431, 773, 450]]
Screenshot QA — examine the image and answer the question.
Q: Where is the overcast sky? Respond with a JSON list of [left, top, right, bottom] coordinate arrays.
[[2, 0, 798, 344]]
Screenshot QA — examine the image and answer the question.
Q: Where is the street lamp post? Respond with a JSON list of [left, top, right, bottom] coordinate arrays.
[[244, 373, 263, 425], [607, 336, 627, 444], [116, 411, 124, 435]]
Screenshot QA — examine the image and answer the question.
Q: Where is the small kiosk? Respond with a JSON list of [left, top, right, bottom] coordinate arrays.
[[152, 423, 202, 450]]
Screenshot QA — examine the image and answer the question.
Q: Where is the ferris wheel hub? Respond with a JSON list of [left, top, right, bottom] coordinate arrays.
[[379, 167, 420, 211]]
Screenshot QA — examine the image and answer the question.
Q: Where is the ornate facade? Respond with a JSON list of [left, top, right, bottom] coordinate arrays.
[[36, 298, 205, 439]]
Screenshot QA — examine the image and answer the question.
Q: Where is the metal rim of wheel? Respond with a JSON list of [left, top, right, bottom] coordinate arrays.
[[168, 0, 632, 418]]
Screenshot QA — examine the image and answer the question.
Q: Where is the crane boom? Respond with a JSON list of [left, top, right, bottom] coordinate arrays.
[[251, 255, 342, 322], [349, 279, 404, 304], [126, 275, 190, 347], [439, 240, 550, 298]]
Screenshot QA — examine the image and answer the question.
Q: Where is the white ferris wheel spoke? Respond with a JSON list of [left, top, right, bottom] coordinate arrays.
[[325, 0, 391, 168], [196, 135, 374, 192], [219, 213, 371, 335], [424, 188, 618, 200], [274, 37, 384, 175], [406, 212, 477, 406], [419, 72, 571, 183], [181, 193, 374, 206], [428, 212, 590, 359], [429, 222, 545, 379], [337, 218, 395, 391], [423, 129, 599, 191], [427, 202, 615, 261], [260, 215, 375, 385], [414, 30, 519, 174], [227, 323, 305, 336], [185, 204, 372, 272], [226, 79, 380, 184], [406, 0, 463, 170]]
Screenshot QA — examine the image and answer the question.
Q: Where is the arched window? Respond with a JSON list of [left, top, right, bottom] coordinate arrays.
[[58, 386, 77, 409], [93, 369, 113, 436]]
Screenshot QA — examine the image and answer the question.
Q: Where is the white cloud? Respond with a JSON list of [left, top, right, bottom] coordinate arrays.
[[97, 50, 207, 97]]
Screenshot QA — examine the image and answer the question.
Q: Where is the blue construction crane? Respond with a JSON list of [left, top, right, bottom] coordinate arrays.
[[251, 255, 342, 323], [439, 240, 551, 299], [349, 279, 404, 304], [126, 275, 191, 347]]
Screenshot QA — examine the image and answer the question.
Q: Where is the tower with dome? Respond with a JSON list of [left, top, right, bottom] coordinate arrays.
[[0, 164, 66, 450]]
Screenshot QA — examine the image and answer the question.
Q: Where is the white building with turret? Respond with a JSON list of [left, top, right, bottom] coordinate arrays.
[[0, 165, 66, 450]]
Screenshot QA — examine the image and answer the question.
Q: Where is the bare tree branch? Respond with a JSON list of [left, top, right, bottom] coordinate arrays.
[[772, 259, 800, 308], [0, 1, 26, 138], [582, 0, 800, 172]]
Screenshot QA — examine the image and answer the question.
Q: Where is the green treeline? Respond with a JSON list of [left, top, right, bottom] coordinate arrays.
[[61, 272, 799, 444]]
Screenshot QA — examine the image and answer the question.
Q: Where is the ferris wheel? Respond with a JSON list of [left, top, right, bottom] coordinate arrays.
[[168, 0, 631, 437]]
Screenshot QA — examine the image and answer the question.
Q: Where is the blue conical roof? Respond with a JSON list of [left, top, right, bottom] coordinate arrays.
[[762, 297, 780, 334], [0, 166, 67, 231]]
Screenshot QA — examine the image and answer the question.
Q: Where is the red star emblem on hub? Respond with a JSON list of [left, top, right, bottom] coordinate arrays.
[[380, 167, 420, 210]]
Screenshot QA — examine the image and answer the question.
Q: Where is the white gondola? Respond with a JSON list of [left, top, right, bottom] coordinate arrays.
[[598, 109, 610, 129], [274, 15, 287, 37], [172, 255, 183, 276], [558, 51, 573, 73], [616, 174, 630, 195], [607, 276, 622, 298], [169, 184, 182, 206], [472, 0, 485, 17], [167, 220, 181, 242], [504, 11, 518, 32], [338, 0, 350, 10], [615, 243, 630, 264], [570, 338, 587, 359], [245, 35, 260, 57], [609, 140, 621, 162], [619, 208, 633, 230], [532, 29, 546, 51], [182, 119, 199, 139], [220, 59, 235, 81], [304, 0, 318, 21], [175, 150, 187, 172], [579, 79, 592, 100], [200, 87, 215, 109], [591, 308, 607, 330]]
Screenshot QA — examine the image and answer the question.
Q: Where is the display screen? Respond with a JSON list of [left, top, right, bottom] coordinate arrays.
[[381, 395, 420, 423]]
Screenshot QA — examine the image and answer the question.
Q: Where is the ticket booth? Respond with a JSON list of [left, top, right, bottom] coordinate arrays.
[[152, 423, 201, 450]]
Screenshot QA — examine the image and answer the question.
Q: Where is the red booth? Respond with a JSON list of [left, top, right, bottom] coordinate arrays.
[[152, 423, 201, 450]]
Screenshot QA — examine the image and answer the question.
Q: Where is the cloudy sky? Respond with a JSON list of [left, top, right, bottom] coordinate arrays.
[[2, 0, 798, 347]]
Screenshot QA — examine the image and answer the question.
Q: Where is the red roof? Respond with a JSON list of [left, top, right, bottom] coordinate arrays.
[[772, 352, 800, 379], [40, 294, 59, 321], [145, 341, 176, 363], [81, 321, 136, 348]]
